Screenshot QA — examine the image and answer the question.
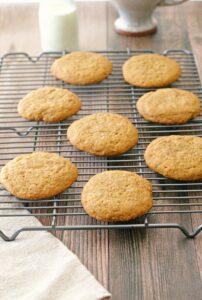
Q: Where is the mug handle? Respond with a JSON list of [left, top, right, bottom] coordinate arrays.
[[159, 0, 188, 6]]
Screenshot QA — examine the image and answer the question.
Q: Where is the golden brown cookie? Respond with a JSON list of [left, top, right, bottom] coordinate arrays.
[[123, 54, 181, 87], [0, 152, 78, 200], [144, 135, 202, 181], [67, 113, 138, 156], [51, 52, 112, 85], [18, 86, 81, 122], [81, 170, 152, 222], [137, 88, 200, 124]]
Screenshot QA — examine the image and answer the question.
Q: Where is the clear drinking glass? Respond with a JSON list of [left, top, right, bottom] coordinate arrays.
[[39, 0, 79, 51]]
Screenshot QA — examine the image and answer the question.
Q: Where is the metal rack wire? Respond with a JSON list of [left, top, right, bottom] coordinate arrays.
[[0, 49, 201, 241]]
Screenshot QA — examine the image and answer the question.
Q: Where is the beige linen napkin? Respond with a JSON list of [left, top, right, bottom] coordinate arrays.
[[0, 196, 111, 300]]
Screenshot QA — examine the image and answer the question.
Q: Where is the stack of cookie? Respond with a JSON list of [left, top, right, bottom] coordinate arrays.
[[1, 51, 201, 223]]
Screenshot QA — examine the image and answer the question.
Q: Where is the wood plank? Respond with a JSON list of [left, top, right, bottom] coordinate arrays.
[[107, 1, 191, 51], [78, 2, 107, 50], [0, 1, 110, 291], [107, 2, 202, 299], [60, 2, 110, 290], [109, 228, 202, 300], [0, 3, 40, 55], [188, 8, 202, 285], [0, 2, 108, 54], [0, 2, 201, 299]]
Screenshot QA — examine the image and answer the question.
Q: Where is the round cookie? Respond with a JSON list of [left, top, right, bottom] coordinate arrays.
[[123, 54, 181, 87], [51, 51, 112, 85], [0, 152, 78, 200], [18, 86, 81, 122], [144, 135, 202, 181], [67, 113, 138, 156], [137, 88, 200, 124], [81, 170, 152, 222]]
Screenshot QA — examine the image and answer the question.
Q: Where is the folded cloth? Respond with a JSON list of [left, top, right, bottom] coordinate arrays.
[[0, 194, 111, 300]]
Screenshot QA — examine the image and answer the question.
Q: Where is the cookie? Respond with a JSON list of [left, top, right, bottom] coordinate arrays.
[[137, 88, 200, 124], [51, 52, 112, 85], [0, 152, 78, 200], [67, 113, 138, 156], [18, 86, 81, 122], [123, 54, 181, 87], [144, 135, 202, 181], [81, 170, 152, 221]]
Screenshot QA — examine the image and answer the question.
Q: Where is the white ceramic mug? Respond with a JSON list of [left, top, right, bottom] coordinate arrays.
[[110, 0, 188, 35]]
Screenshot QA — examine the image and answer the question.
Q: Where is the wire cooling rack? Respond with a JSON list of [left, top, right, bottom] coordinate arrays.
[[0, 49, 201, 241]]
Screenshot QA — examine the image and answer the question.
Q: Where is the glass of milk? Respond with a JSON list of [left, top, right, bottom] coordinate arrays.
[[39, 0, 79, 51]]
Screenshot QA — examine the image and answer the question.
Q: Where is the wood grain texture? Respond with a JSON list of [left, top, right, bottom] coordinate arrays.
[[107, 1, 191, 51], [78, 2, 107, 50], [106, 2, 202, 300], [187, 25, 202, 287], [0, 2, 202, 300], [58, 3, 110, 290], [0, 3, 40, 54]]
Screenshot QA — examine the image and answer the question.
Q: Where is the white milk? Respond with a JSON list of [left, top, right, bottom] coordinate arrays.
[[39, 0, 79, 51]]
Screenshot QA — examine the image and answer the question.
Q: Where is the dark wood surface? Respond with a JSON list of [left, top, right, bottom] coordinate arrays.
[[0, 1, 202, 299]]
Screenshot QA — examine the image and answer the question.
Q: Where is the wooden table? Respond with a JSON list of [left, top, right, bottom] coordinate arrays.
[[0, 1, 202, 299]]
